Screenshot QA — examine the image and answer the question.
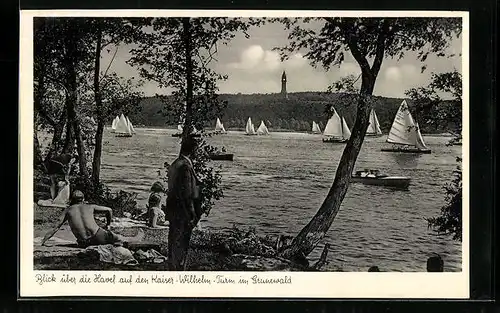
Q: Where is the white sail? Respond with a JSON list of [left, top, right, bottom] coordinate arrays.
[[366, 109, 383, 135], [341, 117, 351, 140], [323, 109, 343, 138], [386, 100, 428, 149], [312, 121, 322, 134], [414, 122, 429, 150], [115, 114, 132, 136], [215, 118, 226, 133], [126, 116, 136, 134], [256, 121, 270, 135], [245, 117, 256, 135], [111, 116, 119, 130]]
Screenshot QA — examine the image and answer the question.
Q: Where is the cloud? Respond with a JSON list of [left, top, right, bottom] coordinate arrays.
[[286, 53, 308, 68], [105, 24, 462, 99], [339, 62, 360, 76], [228, 45, 282, 72], [385, 66, 402, 81]]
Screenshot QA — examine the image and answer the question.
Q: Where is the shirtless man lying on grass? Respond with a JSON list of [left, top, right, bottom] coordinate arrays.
[[41, 190, 143, 248]]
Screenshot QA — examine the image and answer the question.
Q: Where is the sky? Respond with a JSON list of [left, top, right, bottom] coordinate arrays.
[[101, 20, 462, 99]]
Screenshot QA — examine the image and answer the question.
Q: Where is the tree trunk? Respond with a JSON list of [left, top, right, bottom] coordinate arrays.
[[33, 130, 44, 170], [62, 120, 75, 154], [281, 71, 377, 259], [91, 24, 103, 186], [64, 26, 88, 178], [181, 17, 194, 143], [45, 116, 66, 162], [34, 56, 65, 163]]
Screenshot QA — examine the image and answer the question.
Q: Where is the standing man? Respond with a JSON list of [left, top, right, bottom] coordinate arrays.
[[165, 135, 201, 271]]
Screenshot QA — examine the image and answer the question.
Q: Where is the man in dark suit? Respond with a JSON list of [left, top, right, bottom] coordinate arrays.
[[165, 135, 201, 270]]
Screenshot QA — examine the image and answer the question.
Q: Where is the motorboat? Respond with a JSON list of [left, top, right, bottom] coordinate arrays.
[[351, 169, 411, 189]]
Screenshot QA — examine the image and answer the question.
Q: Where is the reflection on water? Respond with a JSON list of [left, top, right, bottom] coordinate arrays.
[[389, 153, 422, 169], [97, 128, 462, 272]]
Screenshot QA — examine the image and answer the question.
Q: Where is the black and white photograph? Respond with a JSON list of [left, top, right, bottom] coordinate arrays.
[[21, 10, 468, 298]]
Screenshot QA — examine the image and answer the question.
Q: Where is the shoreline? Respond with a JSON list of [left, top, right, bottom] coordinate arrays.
[[133, 126, 455, 137], [33, 203, 323, 272]]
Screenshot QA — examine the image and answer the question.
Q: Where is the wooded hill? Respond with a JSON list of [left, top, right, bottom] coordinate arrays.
[[128, 92, 458, 134]]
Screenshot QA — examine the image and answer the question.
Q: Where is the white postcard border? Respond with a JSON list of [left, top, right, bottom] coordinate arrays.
[[19, 9, 470, 299]]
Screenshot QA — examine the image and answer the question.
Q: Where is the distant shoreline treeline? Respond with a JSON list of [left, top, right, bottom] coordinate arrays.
[[127, 92, 459, 134]]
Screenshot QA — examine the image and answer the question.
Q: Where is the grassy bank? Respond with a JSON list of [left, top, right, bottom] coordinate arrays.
[[33, 204, 326, 271]]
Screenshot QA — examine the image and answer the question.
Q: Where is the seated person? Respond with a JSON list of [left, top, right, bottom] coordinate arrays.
[[53, 179, 71, 205], [426, 255, 444, 272], [133, 181, 166, 222], [366, 170, 376, 178], [46, 153, 75, 200], [41, 190, 143, 248], [150, 181, 165, 197], [147, 193, 166, 228], [38, 179, 71, 207]]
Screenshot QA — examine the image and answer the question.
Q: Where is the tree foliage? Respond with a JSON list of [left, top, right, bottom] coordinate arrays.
[[427, 157, 462, 241], [129, 92, 455, 134], [34, 17, 145, 199], [406, 71, 463, 241], [406, 70, 462, 136], [128, 17, 259, 216]]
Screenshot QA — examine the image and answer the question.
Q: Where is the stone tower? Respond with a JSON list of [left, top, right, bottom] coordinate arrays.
[[280, 70, 288, 99]]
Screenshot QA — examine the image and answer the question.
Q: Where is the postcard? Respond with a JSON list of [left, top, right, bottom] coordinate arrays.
[[20, 9, 469, 298]]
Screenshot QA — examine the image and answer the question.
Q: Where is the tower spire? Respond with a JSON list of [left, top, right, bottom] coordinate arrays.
[[280, 70, 288, 99]]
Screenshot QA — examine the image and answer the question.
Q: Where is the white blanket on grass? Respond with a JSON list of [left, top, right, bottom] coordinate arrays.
[[82, 244, 139, 266]]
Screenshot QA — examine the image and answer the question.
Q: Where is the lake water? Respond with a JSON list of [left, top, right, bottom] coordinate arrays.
[[97, 128, 462, 272]]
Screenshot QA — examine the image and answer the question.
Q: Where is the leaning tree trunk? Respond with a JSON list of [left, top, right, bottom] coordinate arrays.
[[280, 72, 376, 260], [181, 17, 194, 144], [279, 21, 391, 260], [91, 24, 103, 186]]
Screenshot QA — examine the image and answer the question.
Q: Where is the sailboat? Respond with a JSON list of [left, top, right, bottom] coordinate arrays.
[[322, 109, 350, 143], [115, 114, 133, 137], [172, 122, 201, 138], [256, 120, 270, 135], [381, 100, 431, 154], [214, 118, 227, 134], [245, 117, 257, 136], [311, 121, 322, 134], [126, 116, 136, 134], [111, 116, 119, 132], [366, 109, 383, 136]]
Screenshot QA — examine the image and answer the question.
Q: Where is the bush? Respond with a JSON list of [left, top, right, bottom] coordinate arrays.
[[427, 157, 462, 241], [192, 136, 224, 217]]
